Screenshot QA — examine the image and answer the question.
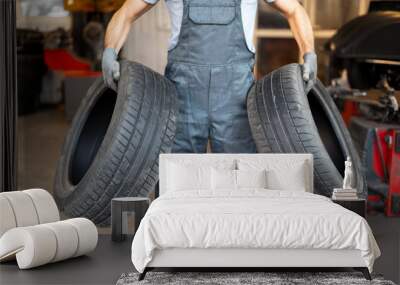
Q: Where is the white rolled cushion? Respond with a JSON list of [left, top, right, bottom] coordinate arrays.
[[0, 226, 57, 269], [42, 221, 79, 262], [23, 189, 59, 224], [167, 162, 211, 191], [236, 169, 268, 189], [0, 196, 17, 237], [0, 218, 97, 269], [64, 218, 98, 257], [211, 168, 236, 190], [0, 191, 39, 227], [0, 189, 60, 238]]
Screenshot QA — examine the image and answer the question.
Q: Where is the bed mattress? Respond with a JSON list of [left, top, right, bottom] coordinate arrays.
[[131, 190, 380, 273]]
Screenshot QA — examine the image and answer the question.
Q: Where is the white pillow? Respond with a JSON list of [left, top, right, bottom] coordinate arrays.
[[211, 168, 236, 190], [167, 162, 211, 191], [211, 168, 268, 190], [267, 168, 307, 192], [237, 159, 308, 192], [236, 169, 268, 189]]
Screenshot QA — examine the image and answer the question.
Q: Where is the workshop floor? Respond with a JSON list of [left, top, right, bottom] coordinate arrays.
[[17, 106, 70, 192], [9, 107, 400, 284]]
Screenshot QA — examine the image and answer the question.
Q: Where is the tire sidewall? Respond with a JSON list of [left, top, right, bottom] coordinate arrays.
[[311, 80, 366, 196], [54, 77, 121, 208]]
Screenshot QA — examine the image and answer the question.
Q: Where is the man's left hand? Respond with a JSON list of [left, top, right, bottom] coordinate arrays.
[[302, 52, 317, 93]]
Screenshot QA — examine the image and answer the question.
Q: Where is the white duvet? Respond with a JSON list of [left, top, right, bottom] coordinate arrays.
[[131, 190, 380, 273]]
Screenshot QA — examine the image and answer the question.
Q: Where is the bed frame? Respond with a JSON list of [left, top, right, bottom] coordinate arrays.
[[140, 154, 371, 281], [140, 248, 370, 280]]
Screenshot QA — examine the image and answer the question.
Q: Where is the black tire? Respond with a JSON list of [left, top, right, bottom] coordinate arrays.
[[54, 60, 178, 224], [247, 63, 366, 197]]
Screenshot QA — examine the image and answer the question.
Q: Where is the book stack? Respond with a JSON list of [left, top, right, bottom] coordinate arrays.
[[332, 188, 358, 200]]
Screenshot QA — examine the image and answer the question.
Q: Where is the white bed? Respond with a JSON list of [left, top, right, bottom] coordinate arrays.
[[131, 154, 380, 280]]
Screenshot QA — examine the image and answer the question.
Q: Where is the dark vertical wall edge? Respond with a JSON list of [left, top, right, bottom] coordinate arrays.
[[0, 0, 18, 192]]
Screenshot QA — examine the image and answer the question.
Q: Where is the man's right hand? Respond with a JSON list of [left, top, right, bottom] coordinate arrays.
[[102, 48, 120, 91]]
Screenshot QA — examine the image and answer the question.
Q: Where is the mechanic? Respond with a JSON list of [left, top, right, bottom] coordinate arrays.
[[102, 0, 317, 153]]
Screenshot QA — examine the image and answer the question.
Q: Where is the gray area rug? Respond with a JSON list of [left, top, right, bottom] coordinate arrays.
[[116, 272, 396, 285]]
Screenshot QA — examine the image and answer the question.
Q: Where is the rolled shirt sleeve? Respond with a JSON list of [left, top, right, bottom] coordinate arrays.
[[265, 0, 275, 3]]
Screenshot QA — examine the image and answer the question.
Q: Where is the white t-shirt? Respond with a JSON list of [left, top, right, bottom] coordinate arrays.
[[144, 0, 275, 53]]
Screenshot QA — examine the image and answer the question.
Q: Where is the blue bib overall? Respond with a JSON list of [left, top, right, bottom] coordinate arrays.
[[166, 0, 256, 153]]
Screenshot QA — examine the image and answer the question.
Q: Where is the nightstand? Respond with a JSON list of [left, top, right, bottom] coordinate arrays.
[[111, 197, 150, 242], [332, 198, 366, 218]]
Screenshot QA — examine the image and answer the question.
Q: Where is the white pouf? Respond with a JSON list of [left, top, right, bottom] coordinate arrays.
[[0, 218, 98, 269], [24, 189, 60, 223], [0, 189, 98, 269], [0, 196, 17, 237], [1, 191, 40, 227], [0, 189, 60, 236]]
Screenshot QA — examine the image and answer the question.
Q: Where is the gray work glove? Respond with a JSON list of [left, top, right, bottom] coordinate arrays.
[[102, 48, 120, 91], [302, 51, 317, 93]]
